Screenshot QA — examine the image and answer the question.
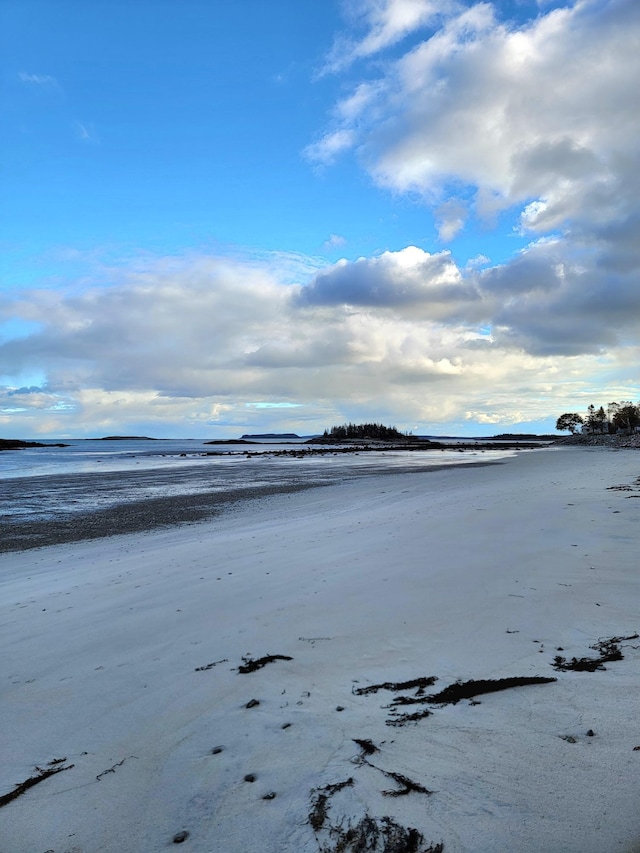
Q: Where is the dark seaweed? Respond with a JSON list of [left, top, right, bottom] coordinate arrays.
[[354, 677, 437, 696], [353, 739, 379, 756], [237, 654, 293, 674], [378, 770, 432, 797], [0, 760, 74, 808], [309, 778, 355, 832], [318, 814, 443, 853], [552, 634, 638, 672], [386, 709, 433, 727], [424, 676, 556, 705]]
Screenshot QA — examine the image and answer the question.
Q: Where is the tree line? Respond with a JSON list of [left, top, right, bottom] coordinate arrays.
[[322, 422, 408, 441], [556, 402, 640, 435]]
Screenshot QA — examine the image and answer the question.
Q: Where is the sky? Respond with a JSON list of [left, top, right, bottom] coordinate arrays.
[[1, 0, 639, 439]]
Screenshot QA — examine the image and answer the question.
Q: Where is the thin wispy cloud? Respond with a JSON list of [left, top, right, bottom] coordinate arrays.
[[73, 120, 99, 143], [18, 71, 60, 88]]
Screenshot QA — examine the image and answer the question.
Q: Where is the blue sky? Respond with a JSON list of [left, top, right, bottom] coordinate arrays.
[[1, 0, 639, 438]]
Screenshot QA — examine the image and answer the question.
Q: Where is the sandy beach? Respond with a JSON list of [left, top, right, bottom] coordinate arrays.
[[1, 446, 639, 852]]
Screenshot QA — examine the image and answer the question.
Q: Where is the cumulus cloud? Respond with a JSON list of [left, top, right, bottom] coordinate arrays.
[[300, 246, 480, 319], [2, 242, 637, 438], [308, 0, 640, 357], [313, 0, 640, 223]]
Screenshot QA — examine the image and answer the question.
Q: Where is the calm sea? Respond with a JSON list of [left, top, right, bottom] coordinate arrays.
[[0, 438, 516, 523]]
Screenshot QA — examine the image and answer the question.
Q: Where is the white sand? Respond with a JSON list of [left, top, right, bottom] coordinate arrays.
[[1, 447, 639, 852]]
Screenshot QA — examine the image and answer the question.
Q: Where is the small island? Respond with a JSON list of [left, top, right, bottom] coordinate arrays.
[[0, 439, 69, 452], [308, 422, 425, 444], [96, 436, 158, 441], [241, 433, 301, 440]]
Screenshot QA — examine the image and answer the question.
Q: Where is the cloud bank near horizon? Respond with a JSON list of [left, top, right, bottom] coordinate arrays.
[[1, 239, 637, 437]]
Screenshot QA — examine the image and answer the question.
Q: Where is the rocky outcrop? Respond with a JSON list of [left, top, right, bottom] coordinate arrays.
[[557, 433, 640, 448]]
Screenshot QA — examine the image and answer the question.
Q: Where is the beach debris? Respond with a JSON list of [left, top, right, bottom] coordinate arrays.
[[194, 658, 228, 672], [353, 676, 437, 695], [353, 738, 378, 757], [587, 729, 595, 737], [378, 769, 432, 798], [386, 708, 433, 726], [262, 791, 277, 800], [336, 705, 345, 712], [96, 755, 137, 781], [385, 693, 434, 707], [237, 654, 293, 674], [245, 698, 260, 709], [0, 758, 74, 808], [312, 812, 443, 853], [172, 830, 189, 843], [359, 675, 558, 726], [552, 634, 638, 672], [309, 742, 439, 849], [422, 676, 557, 706], [244, 773, 256, 783], [309, 778, 354, 832]]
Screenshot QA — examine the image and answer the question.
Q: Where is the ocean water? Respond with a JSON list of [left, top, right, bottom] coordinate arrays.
[[0, 438, 516, 524]]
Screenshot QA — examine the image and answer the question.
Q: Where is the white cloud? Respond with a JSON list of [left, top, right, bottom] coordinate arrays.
[[73, 121, 99, 143], [305, 128, 356, 166], [315, 0, 640, 232], [306, 0, 640, 360], [2, 242, 638, 437], [299, 246, 480, 319], [435, 198, 467, 241], [324, 234, 347, 250], [18, 72, 59, 87], [323, 0, 451, 74]]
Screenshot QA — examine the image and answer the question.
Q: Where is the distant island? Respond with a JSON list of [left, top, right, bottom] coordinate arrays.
[[96, 436, 158, 441], [0, 439, 68, 452], [309, 423, 419, 444], [241, 433, 301, 439]]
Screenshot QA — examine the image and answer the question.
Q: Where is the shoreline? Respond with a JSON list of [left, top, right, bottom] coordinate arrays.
[[0, 459, 502, 554], [2, 446, 639, 852]]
